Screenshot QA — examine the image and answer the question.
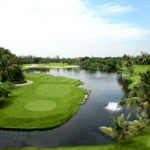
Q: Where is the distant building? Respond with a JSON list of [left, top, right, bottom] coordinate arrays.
[[77, 57, 85, 60]]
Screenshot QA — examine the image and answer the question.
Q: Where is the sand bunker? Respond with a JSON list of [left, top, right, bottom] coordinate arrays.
[[15, 80, 33, 86]]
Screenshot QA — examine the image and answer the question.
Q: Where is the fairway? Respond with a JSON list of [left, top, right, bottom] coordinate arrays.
[[36, 84, 70, 97], [0, 73, 87, 129]]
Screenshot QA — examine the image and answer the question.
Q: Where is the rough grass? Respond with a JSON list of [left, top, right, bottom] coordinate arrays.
[[0, 73, 87, 129]]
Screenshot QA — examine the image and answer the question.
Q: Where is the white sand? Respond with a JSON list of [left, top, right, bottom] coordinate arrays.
[[15, 80, 33, 86]]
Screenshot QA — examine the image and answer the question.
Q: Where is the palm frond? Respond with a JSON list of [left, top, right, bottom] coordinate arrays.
[[127, 106, 141, 120], [99, 127, 116, 138], [124, 131, 138, 140], [111, 116, 117, 126], [117, 114, 124, 126], [140, 101, 150, 109], [117, 99, 126, 106]]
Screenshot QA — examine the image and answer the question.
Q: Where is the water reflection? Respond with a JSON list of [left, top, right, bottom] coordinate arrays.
[[116, 73, 131, 94], [25, 68, 50, 73], [0, 68, 133, 149]]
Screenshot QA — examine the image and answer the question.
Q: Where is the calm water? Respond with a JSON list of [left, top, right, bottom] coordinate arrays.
[[0, 68, 133, 149]]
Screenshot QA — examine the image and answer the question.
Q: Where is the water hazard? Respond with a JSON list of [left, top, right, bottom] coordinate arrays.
[[0, 68, 134, 149]]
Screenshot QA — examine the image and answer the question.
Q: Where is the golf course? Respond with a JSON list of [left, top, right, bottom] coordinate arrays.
[[22, 63, 79, 70], [0, 73, 87, 129]]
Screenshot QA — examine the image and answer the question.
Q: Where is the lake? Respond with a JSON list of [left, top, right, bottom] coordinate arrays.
[[0, 68, 133, 149]]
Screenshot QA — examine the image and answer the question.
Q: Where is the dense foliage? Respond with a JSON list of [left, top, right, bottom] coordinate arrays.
[[0, 47, 25, 83], [0, 81, 15, 98], [20, 55, 77, 65], [20, 52, 150, 70], [118, 70, 150, 119], [100, 114, 138, 146]]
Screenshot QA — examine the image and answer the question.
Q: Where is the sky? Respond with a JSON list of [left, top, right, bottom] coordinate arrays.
[[0, 0, 150, 58]]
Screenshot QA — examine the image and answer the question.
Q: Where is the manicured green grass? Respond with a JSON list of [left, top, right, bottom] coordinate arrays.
[[49, 63, 68, 67], [120, 65, 150, 75], [22, 63, 79, 70], [3, 125, 150, 149], [120, 65, 150, 89], [0, 73, 87, 129], [123, 75, 141, 89], [25, 100, 56, 111]]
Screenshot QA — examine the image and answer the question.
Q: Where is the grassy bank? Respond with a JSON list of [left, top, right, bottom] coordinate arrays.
[[120, 65, 150, 75], [3, 125, 150, 149], [121, 65, 150, 89], [0, 73, 87, 129], [22, 63, 79, 70], [123, 75, 141, 89]]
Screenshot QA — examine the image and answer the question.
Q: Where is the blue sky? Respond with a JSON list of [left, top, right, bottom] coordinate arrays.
[[82, 0, 150, 27], [0, 0, 149, 57]]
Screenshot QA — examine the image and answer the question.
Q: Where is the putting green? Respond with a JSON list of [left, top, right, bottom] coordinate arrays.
[[36, 84, 70, 97], [25, 100, 56, 111]]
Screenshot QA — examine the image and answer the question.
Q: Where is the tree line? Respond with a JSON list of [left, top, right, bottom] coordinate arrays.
[[20, 55, 77, 65], [20, 53, 150, 71]]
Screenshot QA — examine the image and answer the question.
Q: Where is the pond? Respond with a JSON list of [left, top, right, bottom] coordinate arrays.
[[0, 68, 134, 149]]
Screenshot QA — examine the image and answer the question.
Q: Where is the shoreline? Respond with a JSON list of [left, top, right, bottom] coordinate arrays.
[[23, 64, 80, 70]]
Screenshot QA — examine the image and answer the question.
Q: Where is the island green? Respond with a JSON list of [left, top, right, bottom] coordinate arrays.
[[0, 73, 87, 129]]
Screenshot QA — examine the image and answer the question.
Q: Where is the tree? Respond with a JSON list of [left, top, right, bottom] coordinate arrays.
[[129, 111, 150, 135], [99, 114, 137, 146], [107, 58, 117, 69], [0, 47, 24, 82], [0, 81, 15, 98], [124, 56, 134, 69], [127, 67, 135, 76], [117, 57, 124, 71], [118, 70, 150, 119], [138, 52, 147, 72], [98, 63, 104, 70]]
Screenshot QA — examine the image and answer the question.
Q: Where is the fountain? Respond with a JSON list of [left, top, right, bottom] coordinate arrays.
[[105, 102, 122, 111]]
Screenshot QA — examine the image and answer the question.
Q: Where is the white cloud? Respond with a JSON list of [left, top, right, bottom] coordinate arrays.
[[99, 3, 132, 14], [0, 0, 149, 57]]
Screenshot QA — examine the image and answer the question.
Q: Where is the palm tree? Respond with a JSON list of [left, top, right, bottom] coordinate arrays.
[[0, 47, 23, 82], [118, 70, 150, 120], [0, 81, 15, 98], [124, 56, 134, 68], [117, 58, 124, 72], [99, 114, 137, 146], [129, 111, 150, 135], [138, 52, 147, 72]]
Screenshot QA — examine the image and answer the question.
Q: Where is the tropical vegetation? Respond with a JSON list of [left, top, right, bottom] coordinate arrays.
[[99, 114, 138, 146], [0, 47, 25, 83], [129, 111, 150, 135], [0, 81, 15, 98], [118, 70, 150, 120]]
